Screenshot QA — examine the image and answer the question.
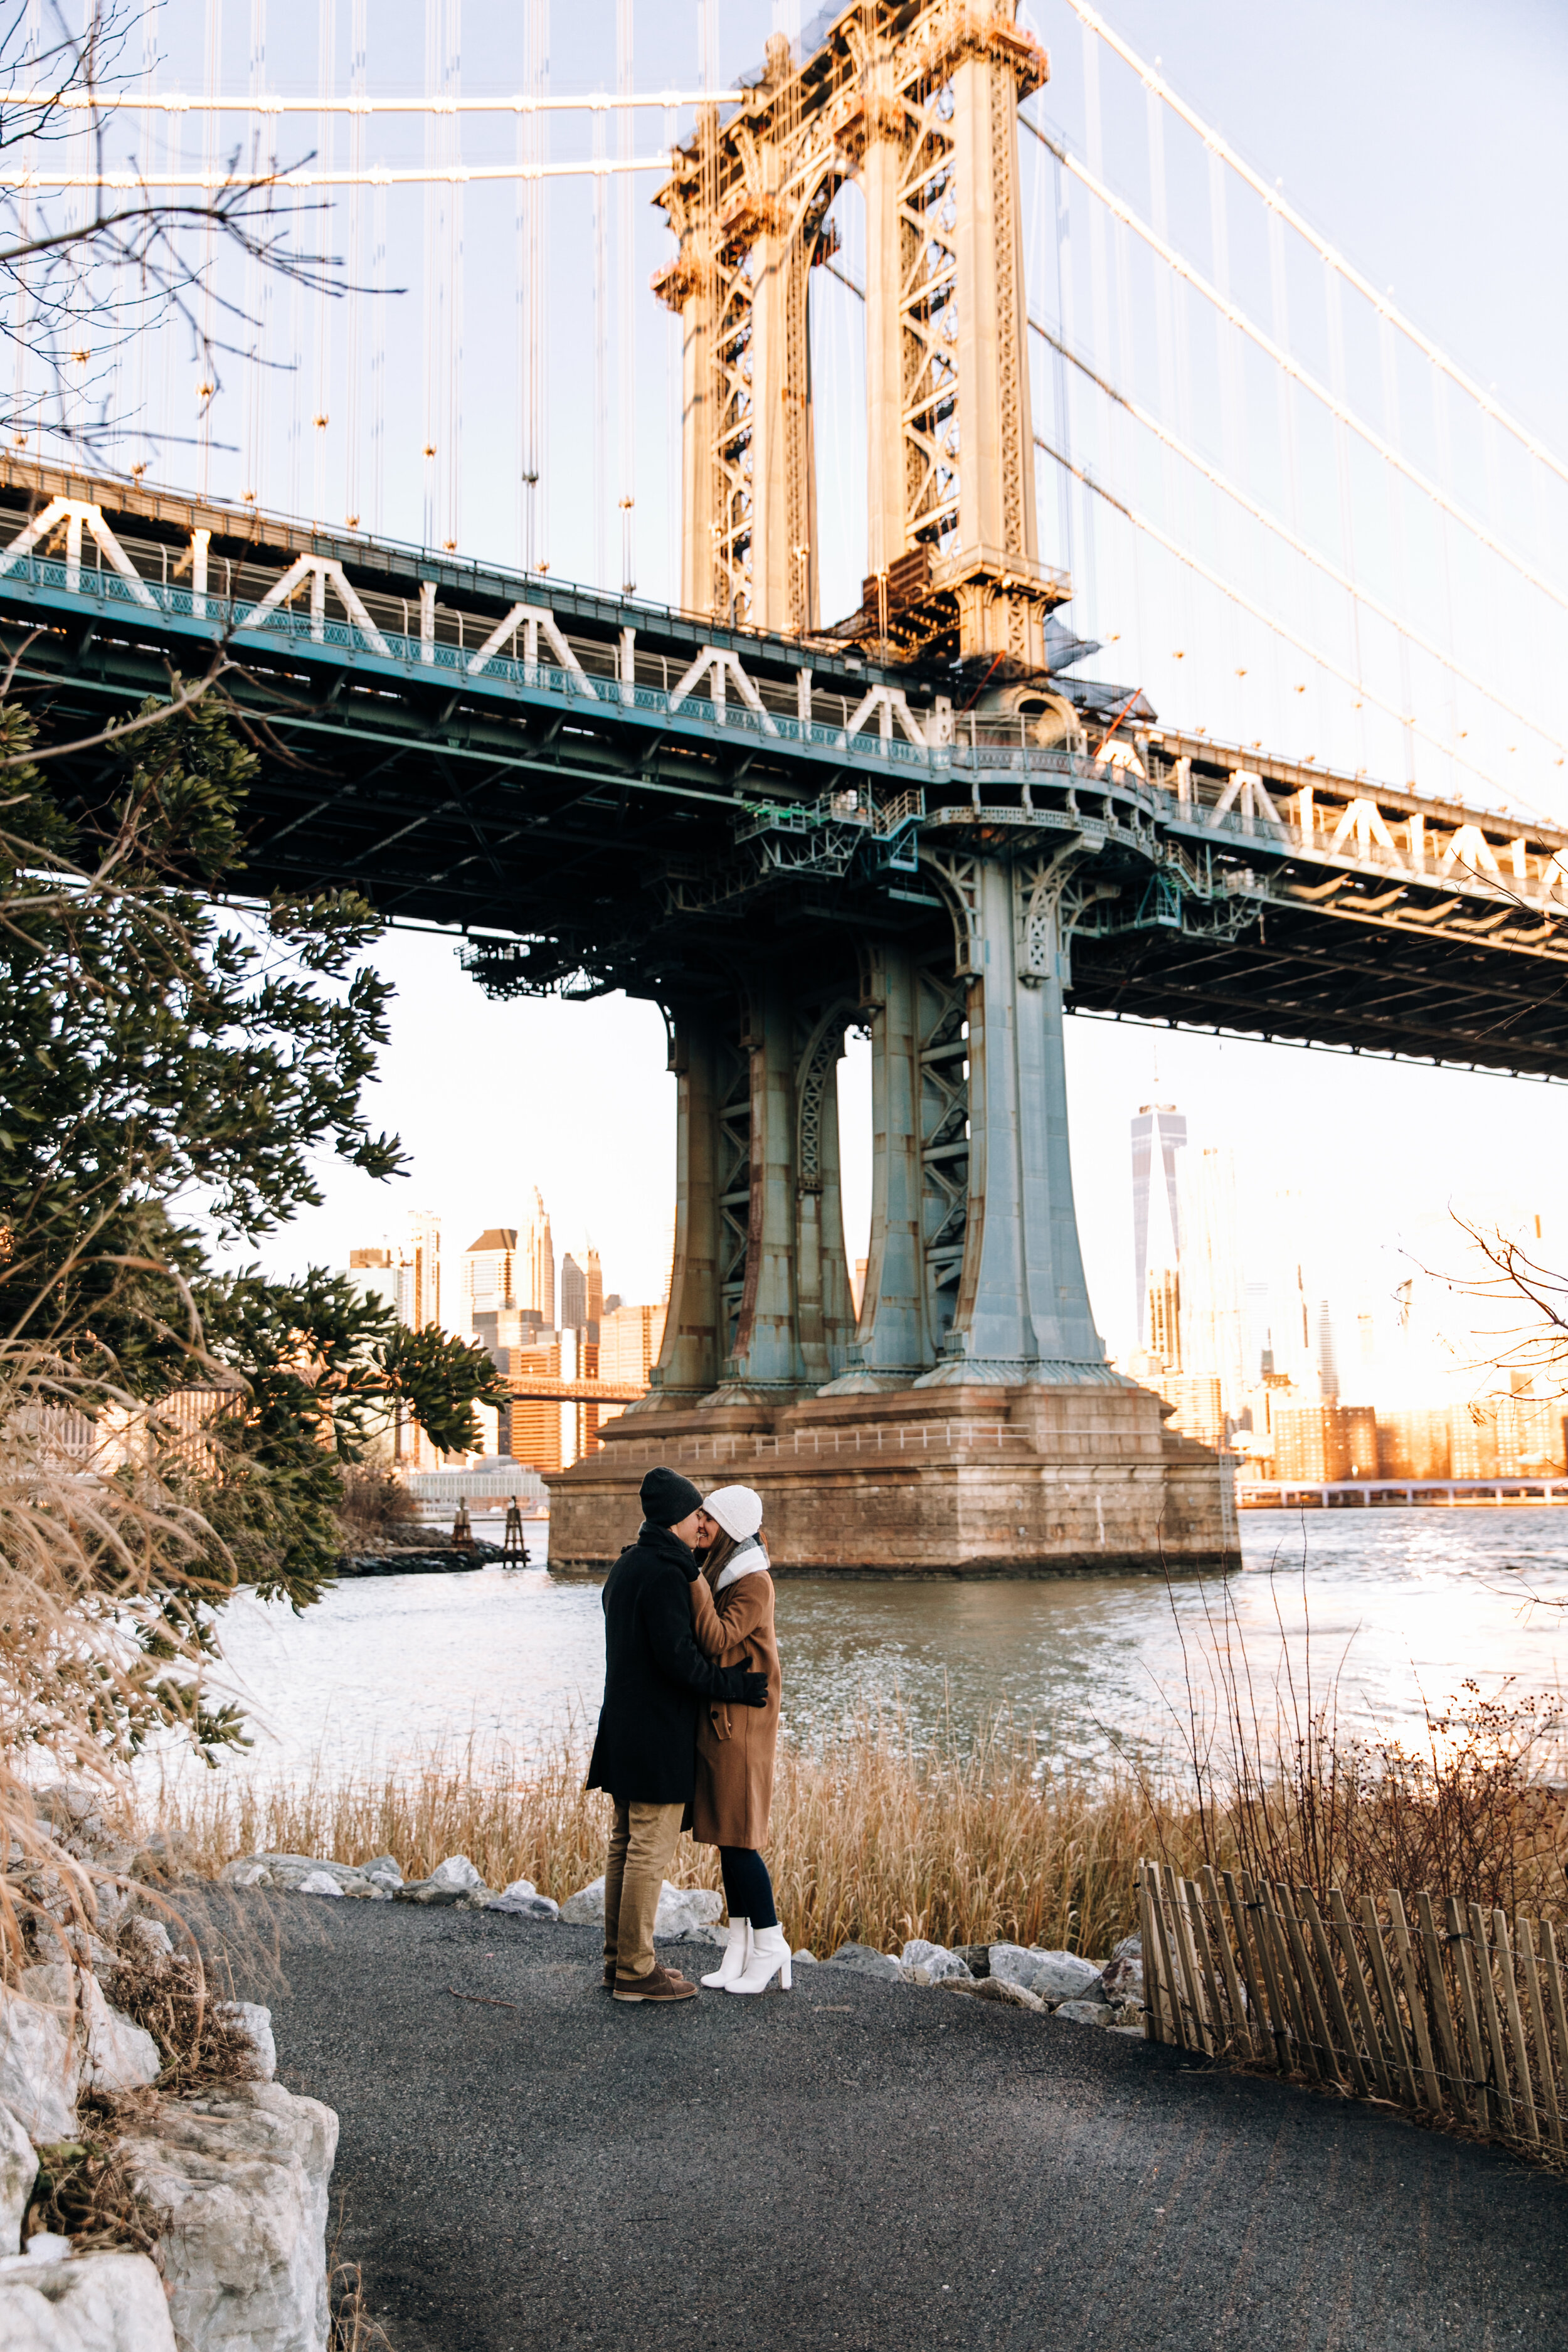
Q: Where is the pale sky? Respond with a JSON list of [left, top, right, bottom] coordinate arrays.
[[230, 0, 1568, 1380]]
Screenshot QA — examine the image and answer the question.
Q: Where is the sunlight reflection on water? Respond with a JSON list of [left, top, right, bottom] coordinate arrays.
[[157, 1507, 1568, 1790]]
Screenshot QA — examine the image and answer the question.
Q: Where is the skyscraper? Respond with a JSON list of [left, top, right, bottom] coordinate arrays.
[[394, 1210, 442, 1469], [1131, 1103, 1186, 1353], [524, 1187, 554, 1325], [1175, 1145, 1247, 1414], [585, 1246, 603, 1338], [560, 1253, 586, 1332], [396, 1211, 441, 1332], [463, 1229, 519, 1327]]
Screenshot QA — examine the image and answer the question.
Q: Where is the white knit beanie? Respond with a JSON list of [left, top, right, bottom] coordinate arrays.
[[703, 1483, 764, 1540]]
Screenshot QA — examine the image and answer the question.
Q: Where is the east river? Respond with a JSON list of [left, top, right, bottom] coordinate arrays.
[[174, 1508, 1568, 1790]]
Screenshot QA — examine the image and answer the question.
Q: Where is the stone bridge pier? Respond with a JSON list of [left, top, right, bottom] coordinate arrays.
[[548, 846, 1237, 1576]]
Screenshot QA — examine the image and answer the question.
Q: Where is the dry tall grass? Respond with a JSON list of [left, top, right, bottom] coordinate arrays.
[[148, 1590, 1568, 1964], [155, 1717, 1214, 1960], [1, 1344, 225, 1979]]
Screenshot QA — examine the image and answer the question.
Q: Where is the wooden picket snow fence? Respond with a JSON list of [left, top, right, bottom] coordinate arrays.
[[1138, 1857, 1568, 2155]]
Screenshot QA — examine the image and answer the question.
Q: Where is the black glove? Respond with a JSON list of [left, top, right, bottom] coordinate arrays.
[[718, 1665, 770, 1708]]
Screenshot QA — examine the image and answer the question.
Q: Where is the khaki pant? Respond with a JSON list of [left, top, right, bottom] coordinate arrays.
[[603, 1799, 685, 1983]]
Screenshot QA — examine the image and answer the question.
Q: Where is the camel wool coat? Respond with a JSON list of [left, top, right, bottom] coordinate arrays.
[[689, 1566, 781, 1848]]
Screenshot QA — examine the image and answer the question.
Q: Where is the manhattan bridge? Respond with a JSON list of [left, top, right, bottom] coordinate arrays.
[[5, 1, 1566, 1571]]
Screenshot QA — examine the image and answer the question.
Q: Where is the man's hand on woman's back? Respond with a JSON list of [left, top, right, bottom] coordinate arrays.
[[719, 1665, 770, 1708]]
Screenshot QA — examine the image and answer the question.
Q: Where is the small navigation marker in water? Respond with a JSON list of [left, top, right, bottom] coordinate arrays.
[[453, 1498, 473, 1550], [501, 1495, 526, 1564]]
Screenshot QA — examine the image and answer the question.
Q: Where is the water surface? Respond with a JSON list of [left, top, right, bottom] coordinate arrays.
[[182, 1508, 1568, 1786]]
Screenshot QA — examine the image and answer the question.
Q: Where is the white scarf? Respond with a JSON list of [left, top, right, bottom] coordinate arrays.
[[714, 1537, 768, 1594]]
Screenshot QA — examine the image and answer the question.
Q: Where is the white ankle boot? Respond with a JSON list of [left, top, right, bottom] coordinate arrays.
[[701, 1919, 751, 1989], [726, 1923, 792, 1994]]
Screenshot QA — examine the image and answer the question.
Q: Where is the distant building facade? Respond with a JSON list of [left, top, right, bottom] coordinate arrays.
[[601, 1302, 667, 1389], [1131, 1103, 1185, 1352], [463, 1227, 519, 1328]]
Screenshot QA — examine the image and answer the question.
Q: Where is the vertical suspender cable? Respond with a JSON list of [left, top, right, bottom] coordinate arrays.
[[127, 3, 158, 474], [14, 1, 38, 445], [618, 0, 635, 593], [665, 93, 678, 601], [312, 0, 334, 525], [199, 0, 221, 494], [243, 0, 267, 501], [447, 0, 463, 549], [1265, 191, 1300, 748], [1051, 149, 1080, 606], [421, 0, 438, 546], [1080, 23, 1116, 665], [1323, 263, 1366, 771], [345, 0, 366, 526], [371, 177, 387, 531], [524, 8, 536, 569], [1430, 360, 1461, 793], [1378, 301, 1417, 787], [520, 0, 548, 574], [593, 87, 607, 587], [536, 0, 551, 573]]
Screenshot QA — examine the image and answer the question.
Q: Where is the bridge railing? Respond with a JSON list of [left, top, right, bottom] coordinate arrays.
[[11, 541, 1560, 918]]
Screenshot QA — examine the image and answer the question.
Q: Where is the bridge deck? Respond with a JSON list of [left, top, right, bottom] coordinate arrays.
[[6, 460, 1565, 1076]]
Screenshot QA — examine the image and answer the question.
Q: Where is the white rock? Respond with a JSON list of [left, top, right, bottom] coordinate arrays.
[[1055, 1998, 1115, 2027], [989, 1944, 1103, 2004], [217, 2003, 277, 2083], [120, 1919, 174, 1963], [358, 1856, 403, 1890], [292, 1872, 344, 1899], [426, 1855, 484, 1894], [20, 1969, 160, 2097], [485, 1882, 560, 1919], [220, 1861, 274, 1890], [793, 1949, 817, 1964], [0, 1995, 77, 2141], [945, 1974, 1046, 2013], [558, 1877, 606, 1926], [1100, 1934, 1145, 2003], [0, 2247, 176, 2351], [654, 1884, 723, 1939], [0, 2102, 38, 2258], [558, 1877, 720, 1936], [822, 1943, 903, 1981], [900, 1939, 972, 1981], [22, 2233, 73, 2260], [120, 2080, 338, 2352]]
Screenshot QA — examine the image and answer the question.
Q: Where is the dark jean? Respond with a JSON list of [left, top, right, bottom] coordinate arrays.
[[719, 1845, 778, 1930]]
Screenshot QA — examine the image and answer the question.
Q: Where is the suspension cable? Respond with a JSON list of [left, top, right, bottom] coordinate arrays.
[[1056, 0, 1568, 501], [1034, 430, 1552, 822], [1020, 115, 1568, 620], [1029, 316, 1567, 760]]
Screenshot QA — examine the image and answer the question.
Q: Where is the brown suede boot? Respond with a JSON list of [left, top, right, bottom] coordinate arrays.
[[612, 1964, 697, 2004]]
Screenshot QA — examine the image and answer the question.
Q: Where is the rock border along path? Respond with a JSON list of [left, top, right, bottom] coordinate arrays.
[[201, 1894, 1566, 2352]]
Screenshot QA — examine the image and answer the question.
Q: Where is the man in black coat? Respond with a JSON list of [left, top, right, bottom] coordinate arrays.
[[586, 1465, 768, 2003]]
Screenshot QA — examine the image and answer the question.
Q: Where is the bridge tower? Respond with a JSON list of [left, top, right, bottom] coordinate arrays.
[[652, 3, 1064, 669], [550, 3, 1237, 1574]]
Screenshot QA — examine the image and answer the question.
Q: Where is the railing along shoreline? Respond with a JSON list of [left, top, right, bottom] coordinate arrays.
[[1139, 1857, 1568, 2159]]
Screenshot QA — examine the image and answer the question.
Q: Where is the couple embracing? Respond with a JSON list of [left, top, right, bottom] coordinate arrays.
[[586, 1466, 788, 2004]]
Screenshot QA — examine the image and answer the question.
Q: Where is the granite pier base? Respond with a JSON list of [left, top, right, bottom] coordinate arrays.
[[545, 1382, 1238, 1577]]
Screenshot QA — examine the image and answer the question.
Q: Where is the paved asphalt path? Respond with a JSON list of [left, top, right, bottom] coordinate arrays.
[[203, 1895, 1566, 2352]]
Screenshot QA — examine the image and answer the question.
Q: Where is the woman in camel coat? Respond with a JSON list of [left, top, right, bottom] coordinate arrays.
[[687, 1483, 788, 1994]]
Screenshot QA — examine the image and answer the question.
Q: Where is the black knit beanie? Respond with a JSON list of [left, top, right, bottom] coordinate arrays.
[[639, 1465, 704, 1527]]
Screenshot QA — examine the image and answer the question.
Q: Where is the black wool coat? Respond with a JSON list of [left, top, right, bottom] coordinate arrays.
[[585, 1522, 753, 1806]]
